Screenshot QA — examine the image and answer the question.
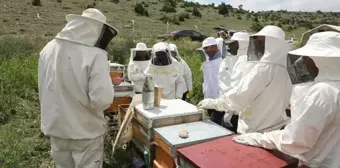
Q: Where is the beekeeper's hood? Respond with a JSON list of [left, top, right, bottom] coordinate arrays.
[[169, 43, 181, 62], [248, 25, 290, 67], [55, 8, 118, 50], [150, 42, 173, 66], [289, 31, 340, 82], [145, 42, 180, 88], [130, 43, 151, 62], [229, 32, 249, 56]]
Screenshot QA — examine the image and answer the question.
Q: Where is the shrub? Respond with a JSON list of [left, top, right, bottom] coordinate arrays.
[[192, 7, 201, 17], [171, 16, 180, 25], [134, 2, 149, 17], [57, 0, 62, 3], [86, 2, 96, 8], [185, 8, 193, 13], [250, 22, 263, 32], [161, 5, 176, 13], [236, 15, 242, 20], [31, 0, 41, 6], [218, 2, 229, 15], [183, 1, 196, 8], [179, 15, 185, 22], [179, 12, 190, 20]]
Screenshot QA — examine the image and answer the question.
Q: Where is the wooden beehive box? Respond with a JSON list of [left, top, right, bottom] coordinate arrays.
[[118, 99, 204, 165], [177, 135, 298, 168], [133, 99, 203, 149], [105, 82, 134, 113], [153, 120, 234, 168]]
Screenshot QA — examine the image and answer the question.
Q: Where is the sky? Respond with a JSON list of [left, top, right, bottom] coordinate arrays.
[[187, 0, 340, 12]]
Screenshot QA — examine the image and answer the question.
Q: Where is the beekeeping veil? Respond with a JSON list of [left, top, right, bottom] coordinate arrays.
[[144, 42, 180, 88], [56, 8, 118, 50], [169, 43, 181, 62], [129, 43, 151, 71], [247, 25, 296, 83]]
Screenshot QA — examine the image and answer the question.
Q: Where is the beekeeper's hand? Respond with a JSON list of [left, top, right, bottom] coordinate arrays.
[[188, 90, 193, 98], [232, 133, 264, 147], [112, 78, 123, 86], [197, 99, 217, 110]]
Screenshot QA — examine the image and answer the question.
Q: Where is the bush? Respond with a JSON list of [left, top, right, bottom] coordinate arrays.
[[134, 2, 149, 17], [31, 0, 41, 6], [57, 0, 62, 3], [86, 2, 96, 8], [179, 15, 185, 22], [236, 15, 242, 20], [192, 7, 201, 17], [183, 1, 196, 8], [286, 25, 293, 32], [218, 2, 229, 15], [179, 12, 190, 21], [185, 8, 193, 12], [161, 5, 176, 13], [250, 22, 263, 32]]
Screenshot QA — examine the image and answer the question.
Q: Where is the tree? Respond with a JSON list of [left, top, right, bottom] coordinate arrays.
[[218, 2, 229, 15], [192, 7, 202, 17], [251, 22, 263, 32], [134, 2, 149, 17], [31, 0, 41, 6], [238, 4, 243, 10]]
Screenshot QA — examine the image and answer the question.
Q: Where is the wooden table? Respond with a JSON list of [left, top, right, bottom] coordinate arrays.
[[177, 135, 298, 168]]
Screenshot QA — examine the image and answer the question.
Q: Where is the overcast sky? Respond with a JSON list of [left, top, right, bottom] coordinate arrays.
[[187, 0, 340, 12]]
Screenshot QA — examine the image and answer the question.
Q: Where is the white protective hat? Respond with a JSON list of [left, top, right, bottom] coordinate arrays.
[[289, 31, 340, 57], [132, 43, 151, 51], [66, 8, 118, 37], [251, 25, 285, 40], [231, 32, 250, 41], [202, 37, 218, 48]]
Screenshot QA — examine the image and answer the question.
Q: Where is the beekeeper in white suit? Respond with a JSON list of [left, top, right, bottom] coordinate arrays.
[[169, 44, 193, 100], [218, 32, 249, 132], [219, 32, 250, 94], [128, 43, 151, 93], [201, 37, 224, 125], [145, 42, 186, 99], [198, 25, 292, 134], [38, 8, 122, 168], [233, 31, 340, 168]]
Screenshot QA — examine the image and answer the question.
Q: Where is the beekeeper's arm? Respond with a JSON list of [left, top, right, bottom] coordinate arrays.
[[198, 64, 272, 113], [218, 59, 231, 93], [88, 54, 114, 111], [233, 85, 336, 155], [127, 63, 146, 82], [175, 72, 187, 99], [181, 59, 193, 94]]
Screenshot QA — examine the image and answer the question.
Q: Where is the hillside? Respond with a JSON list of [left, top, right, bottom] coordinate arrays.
[[2, 0, 340, 40]]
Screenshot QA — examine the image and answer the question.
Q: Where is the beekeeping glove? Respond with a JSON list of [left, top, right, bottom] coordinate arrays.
[[197, 99, 221, 110], [232, 132, 277, 149]]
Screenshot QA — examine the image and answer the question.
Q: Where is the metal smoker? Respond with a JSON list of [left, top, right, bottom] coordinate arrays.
[[142, 77, 154, 110]]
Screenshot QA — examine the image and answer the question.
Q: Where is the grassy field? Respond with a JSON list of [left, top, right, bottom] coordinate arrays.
[[0, 0, 338, 167]]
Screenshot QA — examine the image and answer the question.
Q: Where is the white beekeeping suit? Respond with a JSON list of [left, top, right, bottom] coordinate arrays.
[[144, 42, 186, 99], [169, 44, 193, 98], [233, 31, 340, 168], [38, 8, 117, 167], [218, 32, 249, 94], [127, 43, 151, 93], [198, 25, 292, 134]]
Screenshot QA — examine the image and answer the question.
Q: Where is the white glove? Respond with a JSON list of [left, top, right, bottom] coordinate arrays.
[[197, 99, 218, 110], [232, 133, 264, 147], [233, 132, 277, 150]]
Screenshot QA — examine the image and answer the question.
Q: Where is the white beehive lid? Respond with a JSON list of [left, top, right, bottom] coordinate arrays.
[[135, 99, 202, 120]]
